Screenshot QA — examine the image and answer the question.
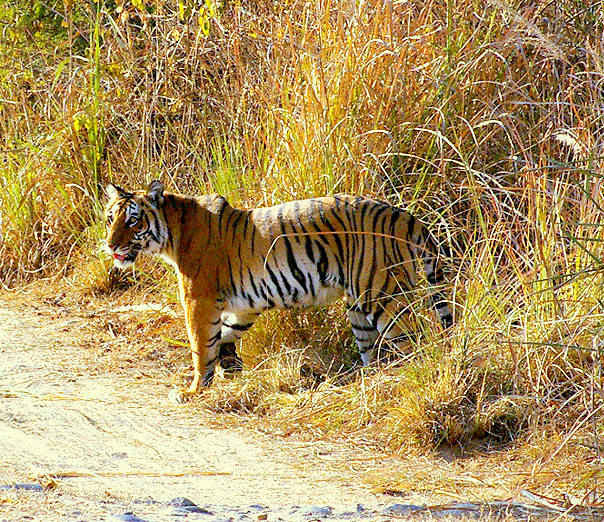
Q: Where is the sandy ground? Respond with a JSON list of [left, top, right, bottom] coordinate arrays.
[[1, 296, 593, 522], [0, 298, 409, 520]]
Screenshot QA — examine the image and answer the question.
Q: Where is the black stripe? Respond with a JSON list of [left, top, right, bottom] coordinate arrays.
[[402, 214, 414, 259], [292, 201, 302, 243], [305, 237, 315, 263], [231, 210, 245, 233], [238, 243, 245, 296], [279, 270, 292, 295], [142, 212, 160, 244], [223, 207, 238, 238], [258, 281, 269, 301], [354, 229, 365, 300], [307, 273, 316, 298], [227, 257, 237, 296], [378, 261, 395, 296], [380, 205, 390, 266], [265, 263, 285, 302], [309, 200, 330, 245], [353, 201, 372, 299], [330, 206, 349, 284], [223, 322, 254, 331], [202, 368, 215, 386], [370, 307, 384, 329], [371, 203, 390, 233], [164, 201, 174, 249], [345, 207, 356, 297], [315, 240, 328, 284], [396, 216, 416, 286], [284, 237, 308, 293], [390, 210, 402, 262], [242, 211, 251, 238], [406, 214, 417, 249], [248, 268, 260, 299], [207, 331, 221, 346], [216, 197, 229, 233], [319, 206, 345, 286], [351, 323, 376, 332]]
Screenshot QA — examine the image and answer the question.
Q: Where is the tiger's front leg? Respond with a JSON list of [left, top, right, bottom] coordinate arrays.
[[169, 297, 222, 404]]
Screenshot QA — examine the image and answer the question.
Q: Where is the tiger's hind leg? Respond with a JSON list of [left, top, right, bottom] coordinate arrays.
[[347, 308, 380, 366], [369, 304, 416, 364], [218, 312, 258, 375]]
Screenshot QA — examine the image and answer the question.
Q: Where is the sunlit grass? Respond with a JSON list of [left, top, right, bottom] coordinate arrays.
[[1, 0, 604, 505]]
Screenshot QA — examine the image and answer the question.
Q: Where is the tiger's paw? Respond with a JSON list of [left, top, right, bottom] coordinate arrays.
[[169, 387, 196, 405], [220, 356, 243, 378], [218, 343, 243, 378]]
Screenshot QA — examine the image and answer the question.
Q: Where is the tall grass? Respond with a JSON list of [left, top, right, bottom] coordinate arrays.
[[1, 0, 604, 500]]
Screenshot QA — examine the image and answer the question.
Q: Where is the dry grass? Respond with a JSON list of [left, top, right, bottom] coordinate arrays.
[[2, 0, 604, 507]]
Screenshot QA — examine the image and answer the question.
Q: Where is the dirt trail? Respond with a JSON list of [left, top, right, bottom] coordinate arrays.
[[0, 298, 400, 520]]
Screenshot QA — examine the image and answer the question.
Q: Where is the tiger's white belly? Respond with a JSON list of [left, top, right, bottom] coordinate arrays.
[[225, 277, 344, 314]]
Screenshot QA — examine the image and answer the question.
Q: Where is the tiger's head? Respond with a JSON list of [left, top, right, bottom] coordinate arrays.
[[104, 180, 167, 269]]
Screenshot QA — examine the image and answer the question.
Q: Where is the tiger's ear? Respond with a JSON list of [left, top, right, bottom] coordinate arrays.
[[147, 180, 164, 207], [105, 183, 127, 200]]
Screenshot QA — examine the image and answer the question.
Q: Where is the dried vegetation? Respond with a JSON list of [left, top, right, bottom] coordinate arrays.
[[1, 0, 604, 507]]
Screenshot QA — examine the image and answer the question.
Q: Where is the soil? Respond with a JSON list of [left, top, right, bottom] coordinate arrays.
[[0, 295, 410, 521], [1, 294, 585, 521]]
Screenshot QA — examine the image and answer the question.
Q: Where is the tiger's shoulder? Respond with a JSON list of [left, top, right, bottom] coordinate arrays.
[[161, 192, 232, 218]]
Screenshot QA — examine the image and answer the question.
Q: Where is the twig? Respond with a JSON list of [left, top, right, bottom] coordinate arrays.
[[43, 470, 231, 479]]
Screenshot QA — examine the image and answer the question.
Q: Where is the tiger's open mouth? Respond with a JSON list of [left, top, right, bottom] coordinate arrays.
[[111, 250, 137, 267]]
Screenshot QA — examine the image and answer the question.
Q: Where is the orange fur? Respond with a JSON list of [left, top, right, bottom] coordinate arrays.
[[105, 181, 452, 402]]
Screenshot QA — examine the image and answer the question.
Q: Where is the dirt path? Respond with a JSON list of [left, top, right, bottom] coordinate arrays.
[[1, 298, 586, 521], [0, 299, 406, 521]]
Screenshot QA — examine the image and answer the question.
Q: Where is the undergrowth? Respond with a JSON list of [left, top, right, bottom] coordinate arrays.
[[1, 0, 604, 503]]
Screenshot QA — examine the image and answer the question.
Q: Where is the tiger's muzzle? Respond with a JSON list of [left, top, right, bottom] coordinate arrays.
[[108, 244, 139, 268]]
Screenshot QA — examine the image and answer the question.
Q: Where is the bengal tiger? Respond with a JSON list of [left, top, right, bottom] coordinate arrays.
[[104, 180, 452, 403]]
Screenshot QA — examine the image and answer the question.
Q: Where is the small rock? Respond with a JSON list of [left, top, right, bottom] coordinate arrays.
[[382, 488, 407, 497], [111, 452, 128, 459], [384, 504, 423, 515], [111, 512, 147, 522], [133, 497, 160, 505], [301, 505, 333, 517], [168, 497, 213, 514], [0, 483, 43, 492]]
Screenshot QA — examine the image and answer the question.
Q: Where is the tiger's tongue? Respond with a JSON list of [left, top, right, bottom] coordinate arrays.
[[113, 253, 126, 261]]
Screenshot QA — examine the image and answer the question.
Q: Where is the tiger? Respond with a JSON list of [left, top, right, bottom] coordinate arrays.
[[104, 180, 453, 403]]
